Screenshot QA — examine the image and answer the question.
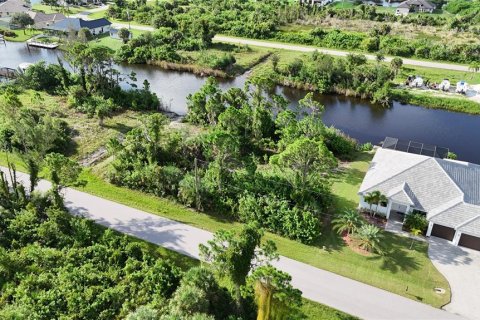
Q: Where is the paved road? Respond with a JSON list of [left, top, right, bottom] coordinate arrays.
[[429, 237, 480, 320], [213, 35, 472, 72], [1, 167, 464, 320]]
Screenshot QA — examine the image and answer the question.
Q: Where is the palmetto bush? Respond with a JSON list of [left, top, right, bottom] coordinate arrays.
[[332, 209, 364, 235], [353, 224, 382, 253]]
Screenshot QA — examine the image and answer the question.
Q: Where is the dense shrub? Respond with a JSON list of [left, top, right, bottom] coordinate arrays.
[[238, 194, 320, 244], [323, 126, 358, 160], [403, 213, 428, 232]]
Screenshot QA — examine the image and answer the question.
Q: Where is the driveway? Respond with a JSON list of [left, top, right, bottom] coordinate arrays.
[[0, 167, 464, 320], [429, 237, 480, 320]]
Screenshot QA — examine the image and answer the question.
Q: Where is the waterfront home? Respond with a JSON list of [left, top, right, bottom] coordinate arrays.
[[358, 144, 480, 251], [27, 11, 66, 29], [45, 17, 111, 35], [395, 0, 435, 15], [0, 0, 28, 19]]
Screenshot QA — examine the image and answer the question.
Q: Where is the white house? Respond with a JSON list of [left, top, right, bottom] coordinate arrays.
[[45, 17, 111, 35], [395, 0, 436, 16], [358, 147, 480, 251]]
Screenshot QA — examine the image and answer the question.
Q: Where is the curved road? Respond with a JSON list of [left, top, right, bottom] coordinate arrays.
[[1, 167, 464, 320], [213, 35, 472, 72]]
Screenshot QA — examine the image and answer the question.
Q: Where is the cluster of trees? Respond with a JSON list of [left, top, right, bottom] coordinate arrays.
[[15, 43, 160, 125], [0, 164, 302, 319], [274, 27, 480, 64], [115, 26, 214, 64], [274, 52, 395, 106], [107, 77, 361, 244], [108, 0, 283, 39]]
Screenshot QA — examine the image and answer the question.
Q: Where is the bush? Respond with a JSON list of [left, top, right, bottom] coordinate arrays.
[[238, 194, 320, 244], [403, 213, 428, 232], [323, 126, 357, 160], [358, 142, 373, 152]]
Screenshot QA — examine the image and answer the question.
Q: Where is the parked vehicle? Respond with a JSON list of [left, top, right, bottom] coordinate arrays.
[[439, 79, 450, 92], [456, 81, 468, 94]]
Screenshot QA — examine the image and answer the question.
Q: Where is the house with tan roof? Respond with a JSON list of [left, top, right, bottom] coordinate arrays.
[[358, 144, 480, 251]]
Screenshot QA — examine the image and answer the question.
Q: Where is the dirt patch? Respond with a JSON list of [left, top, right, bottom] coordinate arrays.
[[342, 232, 371, 256]]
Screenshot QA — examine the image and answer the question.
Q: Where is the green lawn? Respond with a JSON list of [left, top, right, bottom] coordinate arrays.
[[395, 65, 480, 85], [0, 28, 41, 42], [32, 4, 86, 14], [90, 29, 148, 50], [86, 8, 109, 20]]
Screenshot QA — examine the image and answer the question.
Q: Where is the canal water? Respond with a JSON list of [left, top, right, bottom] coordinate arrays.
[[1, 41, 480, 163]]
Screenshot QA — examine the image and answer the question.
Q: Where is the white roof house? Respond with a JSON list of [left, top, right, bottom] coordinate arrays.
[[359, 148, 480, 250], [395, 0, 435, 16]]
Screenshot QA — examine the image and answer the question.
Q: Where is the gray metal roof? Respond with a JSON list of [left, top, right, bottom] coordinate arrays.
[[397, 0, 435, 9], [360, 148, 480, 234]]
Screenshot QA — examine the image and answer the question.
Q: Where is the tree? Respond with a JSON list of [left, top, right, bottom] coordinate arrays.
[[10, 13, 34, 34], [126, 306, 158, 320], [354, 224, 382, 253], [77, 28, 92, 43], [270, 137, 336, 187], [364, 190, 387, 216], [390, 57, 403, 76], [375, 52, 385, 63], [44, 153, 81, 201], [271, 53, 280, 72], [332, 209, 364, 235], [409, 228, 422, 250], [118, 28, 131, 44], [248, 266, 302, 320], [166, 267, 235, 319], [199, 223, 278, 307]]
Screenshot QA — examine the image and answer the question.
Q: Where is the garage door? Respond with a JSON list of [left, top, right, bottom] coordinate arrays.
[[431, 224, 455, 241], [459, 234, 480, 251]]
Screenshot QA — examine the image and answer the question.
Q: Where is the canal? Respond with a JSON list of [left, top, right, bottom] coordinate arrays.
[[1, 41, 480, 163]]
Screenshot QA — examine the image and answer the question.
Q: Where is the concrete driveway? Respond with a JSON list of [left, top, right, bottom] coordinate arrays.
[[429, 237, 480, 320]]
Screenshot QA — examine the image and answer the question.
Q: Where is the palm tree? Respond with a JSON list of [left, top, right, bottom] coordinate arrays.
[[363, 192, 376, 214], [409, 228, 422, 250], [373, 193, 388, 218], [354, 224, 381, 253], [332, 209, 363, 235]]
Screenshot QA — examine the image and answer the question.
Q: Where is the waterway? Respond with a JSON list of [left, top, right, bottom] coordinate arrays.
[[1, 41, 480, 163]]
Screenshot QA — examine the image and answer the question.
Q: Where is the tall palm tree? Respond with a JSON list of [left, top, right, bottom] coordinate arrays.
[[354, 224, 381, 253], [373, 193, 388, 218], [332, 209, 363, 235], [363, 192, 376, 214]]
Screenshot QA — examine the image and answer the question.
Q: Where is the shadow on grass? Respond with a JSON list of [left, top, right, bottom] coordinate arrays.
[[368, 233, 421, 274], [103, 121, 135, 134]]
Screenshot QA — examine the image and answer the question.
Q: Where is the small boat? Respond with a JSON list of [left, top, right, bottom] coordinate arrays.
[[456, 81, 468, 94], [410, 76, 423, 88], [18, 62, 33, 72], [439, 79, 450, 91]]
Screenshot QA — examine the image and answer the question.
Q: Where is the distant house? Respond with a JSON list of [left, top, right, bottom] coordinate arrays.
[[0, 0, 29, 19], [27, 11, 66, 29], [45, 17, 111, 35], [395, 0, 435, 16], [358, 145, 480, 251]]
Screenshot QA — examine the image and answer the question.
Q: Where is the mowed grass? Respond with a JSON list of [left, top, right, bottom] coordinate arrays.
[[0, 28, 41, 42], [395, 65, 480, 85], [32, 4, 86, 14], [90, 29, 148, 50]]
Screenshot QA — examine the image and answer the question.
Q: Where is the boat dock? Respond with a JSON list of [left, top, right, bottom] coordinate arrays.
[[26, 40, 59, 49]]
